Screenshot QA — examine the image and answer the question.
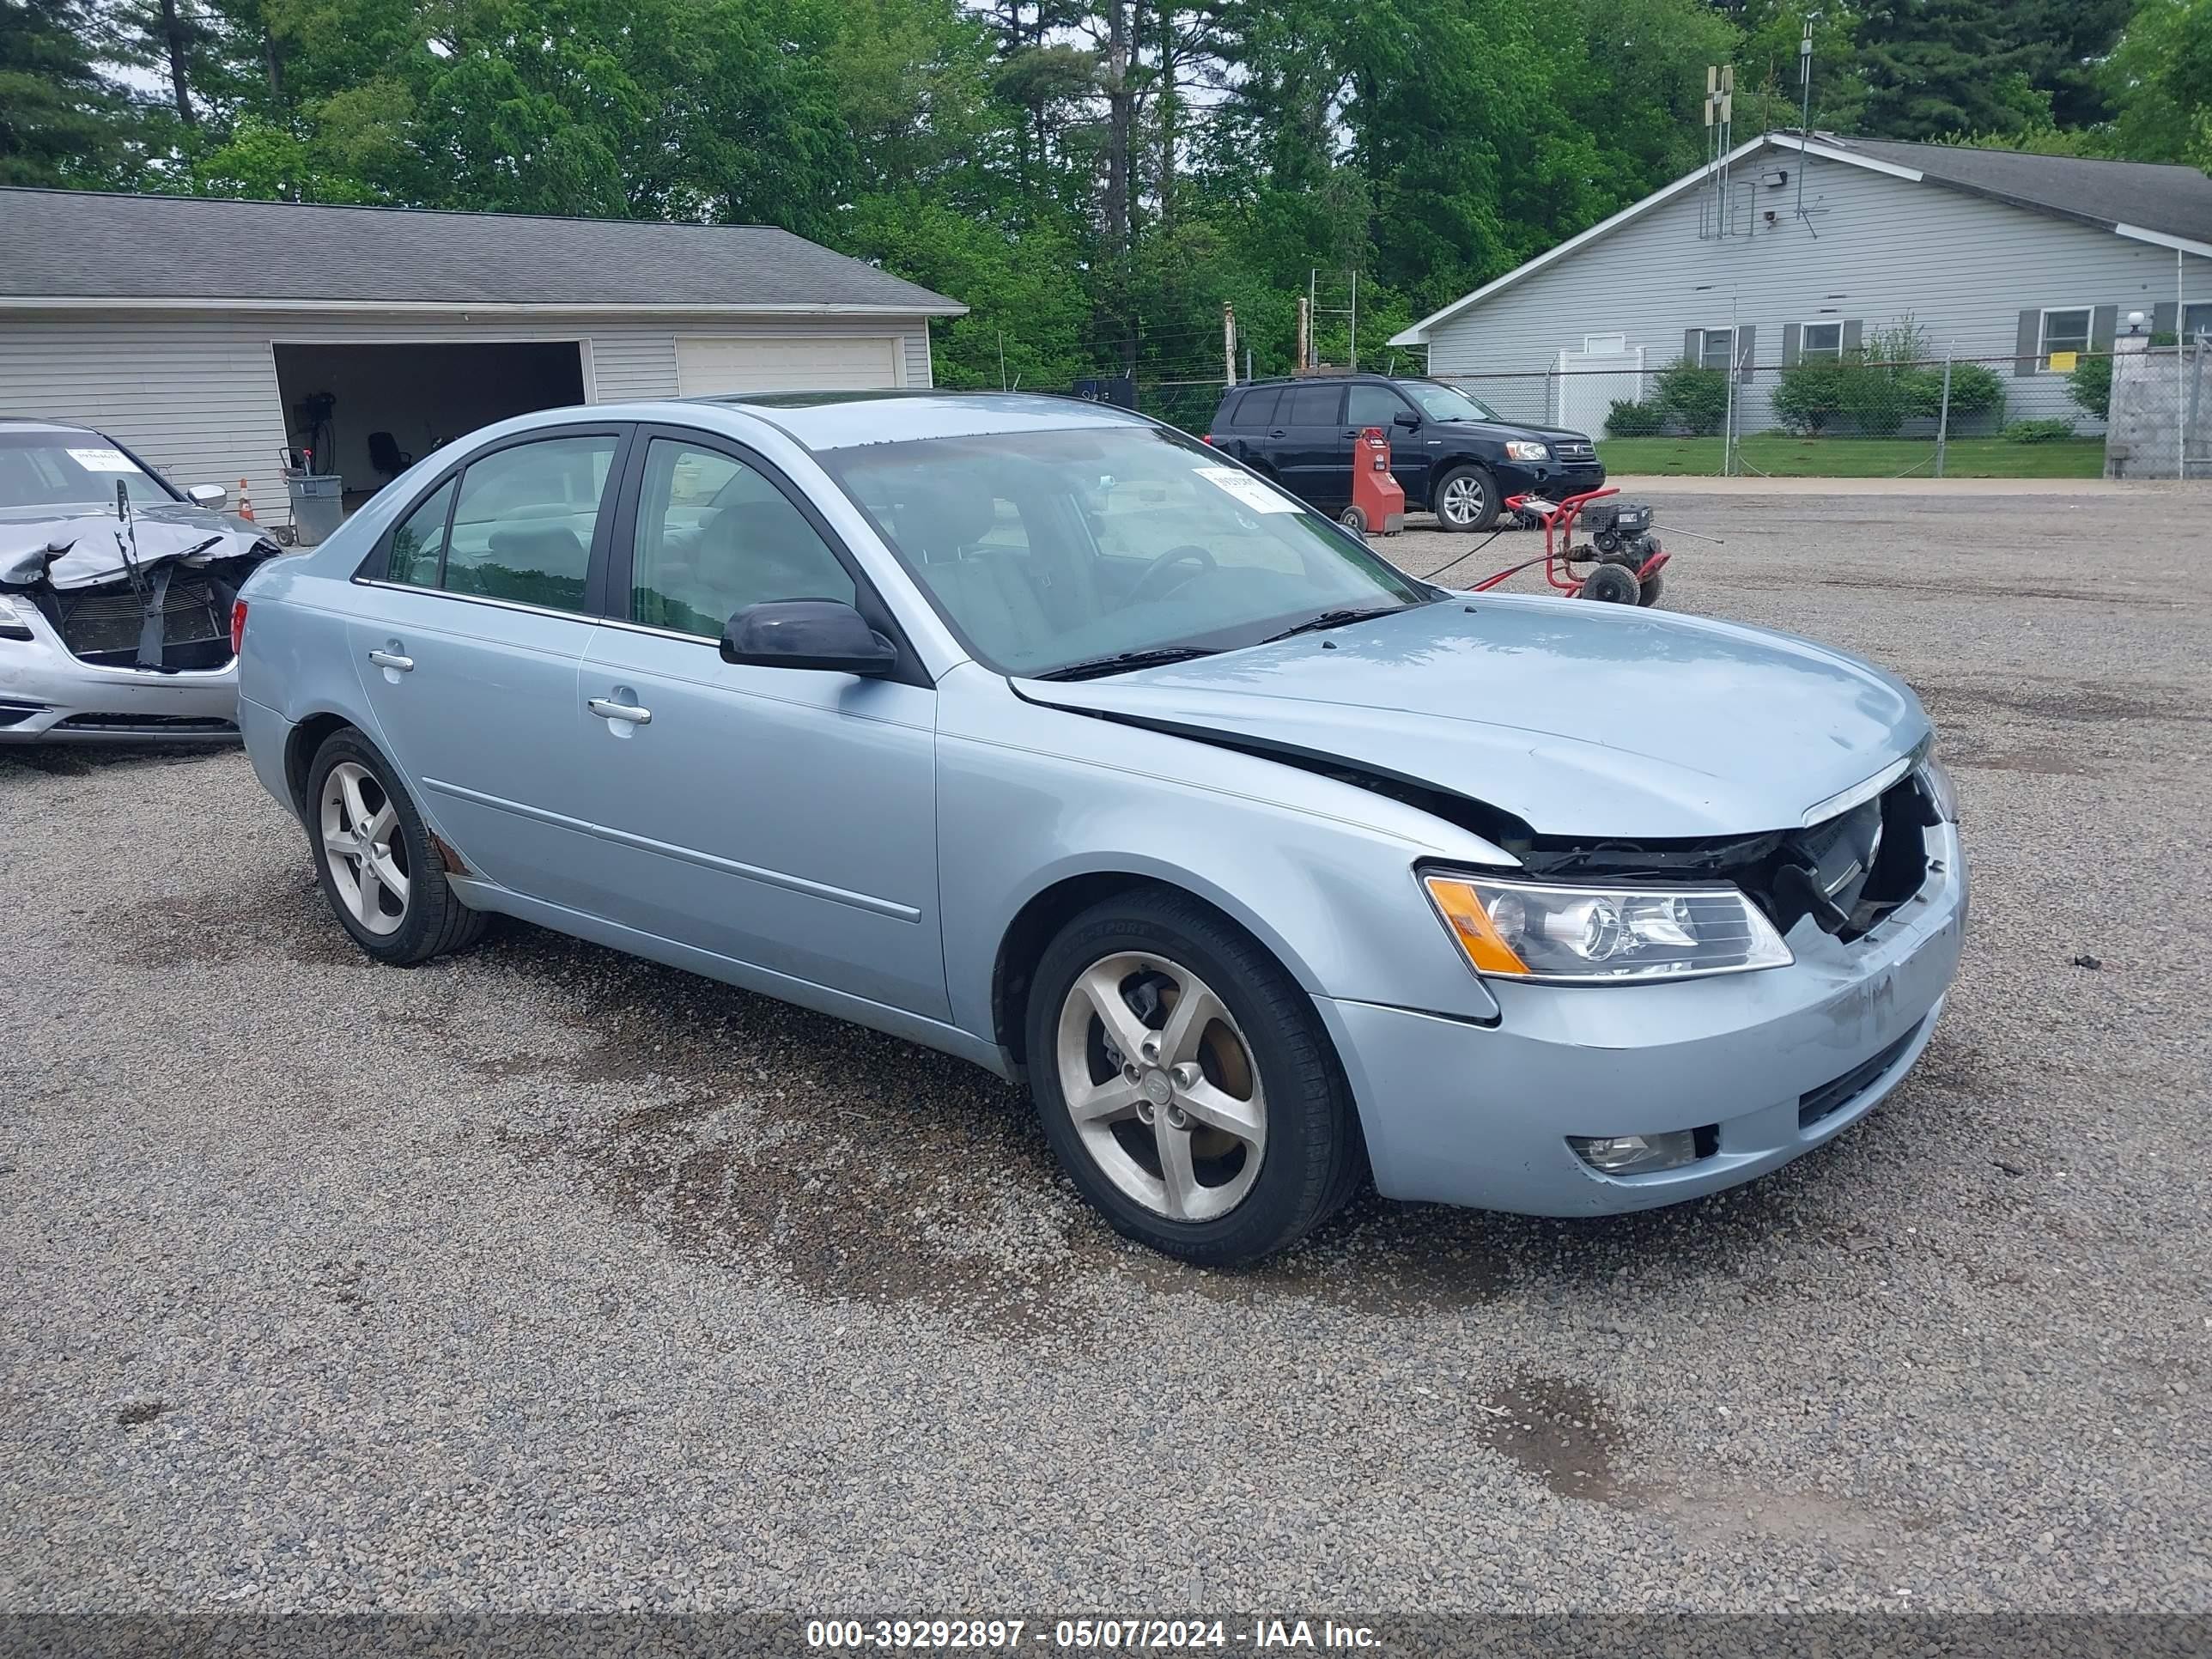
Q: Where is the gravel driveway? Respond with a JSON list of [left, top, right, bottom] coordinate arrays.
[[4, 489, 2209, 1614]]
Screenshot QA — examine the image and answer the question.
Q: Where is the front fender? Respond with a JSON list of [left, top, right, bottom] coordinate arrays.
[[933, 665, 1504, 1045]]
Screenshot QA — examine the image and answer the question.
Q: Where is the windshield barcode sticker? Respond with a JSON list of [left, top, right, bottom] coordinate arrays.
[[66, 447, 138, 473], [1194, 465, 1299, 514]]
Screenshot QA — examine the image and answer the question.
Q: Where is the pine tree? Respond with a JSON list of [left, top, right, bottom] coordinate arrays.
[[0, 0, 138, 183]]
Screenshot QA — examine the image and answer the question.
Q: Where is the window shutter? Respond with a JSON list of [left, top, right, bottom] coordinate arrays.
[[1683, 328, 1700, 368], [2014, 309, 2039, 376], [1842, 319, 1863, 354], [1735, 324, 1756, 382], [2090, 305, 2118, 353], [2153, 301, 2179, 337], [1782, 324, 1802, 367]]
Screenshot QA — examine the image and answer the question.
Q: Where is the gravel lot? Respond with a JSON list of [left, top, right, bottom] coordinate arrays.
[[4, 489, 2209, 1614]]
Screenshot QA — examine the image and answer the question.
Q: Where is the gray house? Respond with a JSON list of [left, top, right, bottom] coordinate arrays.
[[1389, 134, 2212, 439], [0, 189, 964, 531]]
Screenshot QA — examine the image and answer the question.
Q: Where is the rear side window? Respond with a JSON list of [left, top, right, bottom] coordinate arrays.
[[409, 434, 617, 613], [1284, 384, 1343, 425], [386, 478, 455, 586], [1232, 387, 1282, 428]]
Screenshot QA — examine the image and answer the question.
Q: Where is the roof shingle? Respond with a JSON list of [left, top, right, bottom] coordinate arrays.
[[0, 188, 966, 312], [1826, 137, 2212, 247]]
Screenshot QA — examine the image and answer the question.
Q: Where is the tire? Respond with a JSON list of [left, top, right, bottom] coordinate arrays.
[[1025, 889, 1364, 1266], [306, 728, 488, 965], [1636, 570, 1665, 607], [1338, 504, 1369, 537], [1579, 562, 1642, 605], [1431, 464, 1499, 532]]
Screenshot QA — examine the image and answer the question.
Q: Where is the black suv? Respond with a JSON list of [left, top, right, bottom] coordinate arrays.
[[1206, 374, 1604, 532]]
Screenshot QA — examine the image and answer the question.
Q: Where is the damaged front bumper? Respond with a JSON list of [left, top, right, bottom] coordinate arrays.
[[0, 604, 242, 742], [1316, 819, 1968, 1216]]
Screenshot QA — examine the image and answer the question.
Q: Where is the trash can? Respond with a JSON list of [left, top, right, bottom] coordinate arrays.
[[283, 469, 345, 546]]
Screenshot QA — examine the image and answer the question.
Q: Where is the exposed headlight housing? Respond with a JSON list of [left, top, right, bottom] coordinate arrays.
[[1503, 440, 1552, 461], [0, 595, 37, 642], [1424, 872, 1793, 983], [1917, 757, 1958, 823]]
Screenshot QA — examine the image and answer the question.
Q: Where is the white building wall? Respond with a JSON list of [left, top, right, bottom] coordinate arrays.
[[0, 310, 937, 527], [1419, 151, 2212, 434]]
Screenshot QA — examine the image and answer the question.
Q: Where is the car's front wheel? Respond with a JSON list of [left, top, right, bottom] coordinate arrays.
[[1026, 890, 1363, 1265], [307, 729, 487, 965], [1431, 463, 1499, 532]]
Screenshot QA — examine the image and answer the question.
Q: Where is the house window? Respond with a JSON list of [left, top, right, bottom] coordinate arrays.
[[1800, 322, 1845, 362], [2183, 302, 2212, 343], [1691, 327, 1735, 372], [2039, 308, 2094, 368]]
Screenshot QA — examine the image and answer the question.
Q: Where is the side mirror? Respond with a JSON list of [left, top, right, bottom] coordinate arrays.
[[187, 483, 228, 507], [1391, 410, 1420, 430], [720, 599, 897, 676]]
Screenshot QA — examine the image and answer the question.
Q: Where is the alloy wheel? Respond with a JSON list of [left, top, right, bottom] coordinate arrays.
[[1054, 951, 1267, 1222], [1439, 472, 1484, 526], [319, 760, 409, 936]]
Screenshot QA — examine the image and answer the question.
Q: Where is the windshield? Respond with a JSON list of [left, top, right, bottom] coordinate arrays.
[[0, 434, 175, 511], [1405, 382, 1504, 423], [822, 423, 1433, 677]]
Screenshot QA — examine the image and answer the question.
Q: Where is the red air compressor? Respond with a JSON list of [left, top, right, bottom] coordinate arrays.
[[1340, 426, 1405, 538]]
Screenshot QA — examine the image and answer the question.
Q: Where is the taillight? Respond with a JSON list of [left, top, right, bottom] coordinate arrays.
[[230, 599, 248, 655]]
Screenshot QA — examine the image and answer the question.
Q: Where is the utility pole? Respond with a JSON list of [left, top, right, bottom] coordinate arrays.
[[1935, 348, 1953, 478], [1223, 303, 1237, 386], [998, 329, 1007, 392], [1296, 296, 1311, 377]]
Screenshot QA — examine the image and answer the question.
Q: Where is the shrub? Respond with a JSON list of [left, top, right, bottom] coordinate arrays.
[[1653, 360, 1729, 435], [1771, 360, 1848, 434], [1936, 361, 2006, 422], [1604, 398, 1664, 436], [2067, 353, 2112, 419], [2003, 417, 2077, 443]]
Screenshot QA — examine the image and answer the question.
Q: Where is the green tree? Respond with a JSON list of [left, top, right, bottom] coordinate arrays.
[[1, 0, 141, 183]]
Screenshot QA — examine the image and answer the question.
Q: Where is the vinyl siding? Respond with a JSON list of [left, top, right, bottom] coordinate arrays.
[[1419, 151, 2212, 434], [0, 309, 939, 526]]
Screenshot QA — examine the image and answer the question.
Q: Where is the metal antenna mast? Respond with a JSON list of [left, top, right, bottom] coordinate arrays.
[[1796, 19, 1813, 220]]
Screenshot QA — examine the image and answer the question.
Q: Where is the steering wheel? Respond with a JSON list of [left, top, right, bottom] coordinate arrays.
[[1126, 544, 1217, 605]]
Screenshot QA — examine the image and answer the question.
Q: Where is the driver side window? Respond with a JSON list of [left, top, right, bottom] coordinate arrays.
[[629, 438, 854, 638]]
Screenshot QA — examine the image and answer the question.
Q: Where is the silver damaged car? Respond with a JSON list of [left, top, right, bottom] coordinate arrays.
[[2, 418, 283, 743], [234, 392, 1967, 1264]]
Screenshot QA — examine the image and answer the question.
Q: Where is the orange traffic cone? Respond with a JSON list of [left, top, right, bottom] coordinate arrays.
[[236, 478, 254, 522]]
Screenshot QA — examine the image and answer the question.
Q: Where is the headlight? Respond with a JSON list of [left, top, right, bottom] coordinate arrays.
[[0, 595, 37, 641], [1503, 441, 1551, 461], [1918, 757, 1958, 823], [1423, 872, 1792, 983]]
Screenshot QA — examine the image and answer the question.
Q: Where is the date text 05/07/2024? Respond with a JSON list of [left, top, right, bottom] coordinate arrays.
[[805, 1619, 1383, 1650]]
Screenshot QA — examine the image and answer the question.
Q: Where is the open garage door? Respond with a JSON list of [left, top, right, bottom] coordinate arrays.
[[674, 335, 902, 395], [271, 340, 586, 514]]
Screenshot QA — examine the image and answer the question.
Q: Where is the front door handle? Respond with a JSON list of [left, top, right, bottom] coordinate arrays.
[[588, 696, 652, 726], [367, 649, 413, 672]]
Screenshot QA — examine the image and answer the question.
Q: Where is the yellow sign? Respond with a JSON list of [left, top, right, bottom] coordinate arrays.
[[2048, 350, 2078, 371]]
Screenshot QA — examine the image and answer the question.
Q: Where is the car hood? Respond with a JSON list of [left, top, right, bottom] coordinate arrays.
[[1432, 418, 1595, 447], [0, 501, 267, 590], [1016, 596, 1930, 840]]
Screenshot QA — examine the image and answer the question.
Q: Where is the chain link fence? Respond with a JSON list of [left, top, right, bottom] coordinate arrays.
[[1124, 348, 2206, 479]]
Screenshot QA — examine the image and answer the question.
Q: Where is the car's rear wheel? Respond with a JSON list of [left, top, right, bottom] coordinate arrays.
[[307, 729, 486, 965], [1432, 463, 1498, 532], [1026, 890, 1363, 1265]]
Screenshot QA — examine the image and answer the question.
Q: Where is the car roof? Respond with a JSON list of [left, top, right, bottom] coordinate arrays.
[[1220, 374, 1409, 392], [687, 389, 1156, 453], [0, 416, 100, 437]]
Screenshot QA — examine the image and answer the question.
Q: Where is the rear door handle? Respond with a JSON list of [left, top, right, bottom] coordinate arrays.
[[588, 696, 652, 726], [367, 649, 413, 672], [1268, 428, 1286, 438]]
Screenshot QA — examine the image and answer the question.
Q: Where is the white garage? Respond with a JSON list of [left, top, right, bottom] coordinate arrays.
[[0, 188, 965, 537]]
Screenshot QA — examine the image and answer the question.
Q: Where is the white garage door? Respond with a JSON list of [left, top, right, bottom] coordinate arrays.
[[674, 334, 902, 395]]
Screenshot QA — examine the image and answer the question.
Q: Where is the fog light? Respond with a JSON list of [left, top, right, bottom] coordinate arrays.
[[1568, 1130, 1702, 1176]]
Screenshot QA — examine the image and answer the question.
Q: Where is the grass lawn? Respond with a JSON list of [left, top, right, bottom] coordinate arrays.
[[1597, 434, 2106, 480]]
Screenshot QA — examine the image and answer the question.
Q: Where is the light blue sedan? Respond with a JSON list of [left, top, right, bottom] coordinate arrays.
[[234, 392, 1966, 1265]]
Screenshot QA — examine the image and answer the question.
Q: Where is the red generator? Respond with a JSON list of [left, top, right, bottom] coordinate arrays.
[[1342, 425, 1405, 538]]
